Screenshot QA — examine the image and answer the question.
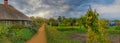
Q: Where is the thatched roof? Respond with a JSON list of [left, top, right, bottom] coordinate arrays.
[[0, 4, 31, 21]]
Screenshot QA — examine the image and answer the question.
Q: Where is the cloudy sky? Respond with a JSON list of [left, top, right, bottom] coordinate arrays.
[[0, 0, 120, 20]]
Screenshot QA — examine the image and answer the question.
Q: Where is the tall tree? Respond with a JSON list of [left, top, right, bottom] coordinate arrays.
[[58, 16, 62, 22], [57, 16, 62, 25]]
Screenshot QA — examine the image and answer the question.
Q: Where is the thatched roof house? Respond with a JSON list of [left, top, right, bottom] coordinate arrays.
[[0, 0, 31, 25]]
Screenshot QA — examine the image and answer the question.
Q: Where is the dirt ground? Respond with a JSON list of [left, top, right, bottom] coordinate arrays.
[[69, 33, 120, 43], [109, 34, 120, 43], [26, 23, 47, 43]]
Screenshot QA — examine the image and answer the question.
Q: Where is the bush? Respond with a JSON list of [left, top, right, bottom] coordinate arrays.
[[57, 27, 75, 31], [12, 24, 26, 29], [115, 26, 120, 30], [0, 25, 34, 43], [27, 24, 40, 33], [57, 26, 87, 33], [16, 29, 33, 40]]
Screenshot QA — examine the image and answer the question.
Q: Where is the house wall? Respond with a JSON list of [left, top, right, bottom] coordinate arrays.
[[0, 20, 29, 26]]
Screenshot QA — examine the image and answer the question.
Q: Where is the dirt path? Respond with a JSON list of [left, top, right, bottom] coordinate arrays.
[[26, 23, 47, 43]]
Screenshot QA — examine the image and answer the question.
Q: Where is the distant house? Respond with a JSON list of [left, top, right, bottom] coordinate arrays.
[[0, 0, 31, 25], [71, 19, 76, 26]]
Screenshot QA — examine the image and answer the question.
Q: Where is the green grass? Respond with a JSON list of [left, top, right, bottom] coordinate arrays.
[[46, 26, 81, 43], [57, 26, 87, 33], [57, 26, 120, 34], [46, 25, 120, 43], [107, 26, 120, 34]]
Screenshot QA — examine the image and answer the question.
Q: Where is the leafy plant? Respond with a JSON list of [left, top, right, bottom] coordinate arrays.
[[45, 26, 80, 43], [12, 24, 26, 29], [0, 24, 34, 43], [83, 7, 110, 43]]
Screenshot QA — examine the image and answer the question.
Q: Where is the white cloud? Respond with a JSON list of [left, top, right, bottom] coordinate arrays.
[[27, 11, 50, 18], [92, 0, 120, 20], [114, 0, 120, 4], [8, 0, 71, 18], [92, 4, 120, 14]]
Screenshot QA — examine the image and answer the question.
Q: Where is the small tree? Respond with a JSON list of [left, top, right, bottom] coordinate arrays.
[[84, 7, 109, 43]]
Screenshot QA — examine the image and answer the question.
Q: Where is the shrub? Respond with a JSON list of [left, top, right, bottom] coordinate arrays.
[[16, 29, 33, 40], [115, 26, 120, 30], [12, 24, 26, 29], [0, 24, 34, 43], [57, 27, 75, 31]]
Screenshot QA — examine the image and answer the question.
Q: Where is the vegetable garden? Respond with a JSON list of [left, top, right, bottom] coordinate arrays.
[[45, 8, 120, 43]]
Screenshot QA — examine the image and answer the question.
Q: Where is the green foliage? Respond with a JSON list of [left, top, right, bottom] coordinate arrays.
[[16, 29, 33, 40], [115, 26, 120, 30], [57, 26, 87, 33], [0, 25, 11, 43], [97, 20, 110, 43], [57, 26, 79, 31], [0, 25, 34, 43], [46, 26, 80, 43], [9, 28, 34, 43], [108, 26, 120, 34], [0, 16, 44, 43], [83, 8, 110, 43], [47, 18, 58, 26], [12, 24, 26, 29], [58, 16, 62, 22], [30, 16, 44, 27], [44, 7, 120, 43], [30, 16, 45, 32], [83, 8, 99, 43]]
